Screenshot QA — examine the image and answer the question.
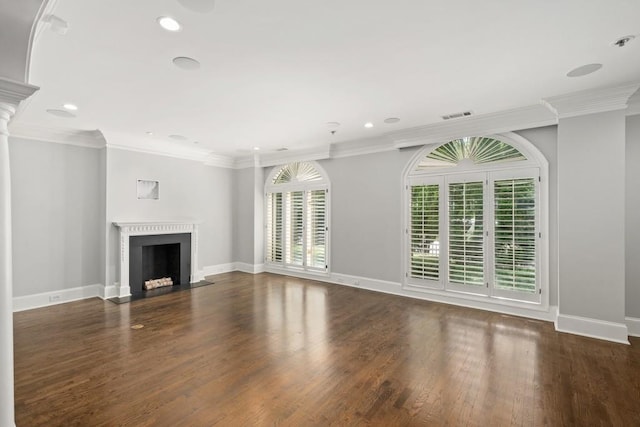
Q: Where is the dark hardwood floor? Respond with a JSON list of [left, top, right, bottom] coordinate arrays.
[[13, 272, 640, 426]]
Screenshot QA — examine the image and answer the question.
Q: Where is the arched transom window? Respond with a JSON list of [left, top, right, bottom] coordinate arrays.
[[265, 162, 330, 273], [405, 134, 548, 306]]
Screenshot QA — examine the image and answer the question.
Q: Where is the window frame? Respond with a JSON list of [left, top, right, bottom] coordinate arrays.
[[265, 162, 330, 275], [403, 133, 549, 311]]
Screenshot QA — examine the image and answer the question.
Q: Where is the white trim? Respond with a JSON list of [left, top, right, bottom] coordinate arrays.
[[0, 77, 39, 106], [13, 284, 103, 312], [626, 317, 640, 337], [258, 145, 331, 168], [555, 314, 630, 344], [204, 153, 235, 169], [235, 262, 265, 274], [542, 81, 640, 119], [390, 104, 556, 149], [8, 122, 107, 148], [196, 262, 237, 281], [329, 135, 396, 159], [107, 143, 216, 166]]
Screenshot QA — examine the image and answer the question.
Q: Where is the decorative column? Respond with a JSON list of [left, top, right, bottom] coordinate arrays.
[[0, 78, 38, 426]]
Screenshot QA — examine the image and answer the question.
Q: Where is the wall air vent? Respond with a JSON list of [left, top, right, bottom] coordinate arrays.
[[441, 111, 473, 120]]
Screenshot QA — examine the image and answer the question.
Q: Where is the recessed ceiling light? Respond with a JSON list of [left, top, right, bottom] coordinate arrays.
[[193, 141, 199, 144], [169, 134, 188, 141], [157, 16, 181, 32], [384, 117, 400, 124], [172, 56, 201, 70], [146, 131, 154, 136], [364, 122, 374, 128], [326, 122, 340, 129], [566, 63, 602, 78], [63, 103, 78, 111], [46, 109, 75, 118], [253, 147, 260, 151]]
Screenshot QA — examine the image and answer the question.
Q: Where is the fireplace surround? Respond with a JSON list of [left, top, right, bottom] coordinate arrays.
[[114, 222, 199, 298]]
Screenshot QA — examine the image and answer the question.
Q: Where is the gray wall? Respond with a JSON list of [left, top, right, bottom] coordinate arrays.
[[9, 137, 102, 297], [626, 115, 640, 318], [557, 111, 626, 323], [105, 148, 234, 287], [319, 149, 418, 282], [233, 167, 256, 264]]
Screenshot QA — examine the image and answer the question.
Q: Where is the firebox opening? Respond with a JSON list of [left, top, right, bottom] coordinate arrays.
[[142, 243, 180, 288]]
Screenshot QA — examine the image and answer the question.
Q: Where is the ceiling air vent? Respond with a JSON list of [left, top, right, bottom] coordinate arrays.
[[276, 147, 288, 152], [441, 111, 473, 120]]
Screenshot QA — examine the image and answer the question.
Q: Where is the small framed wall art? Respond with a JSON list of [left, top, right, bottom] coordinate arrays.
[[137, 179, 159, 200]]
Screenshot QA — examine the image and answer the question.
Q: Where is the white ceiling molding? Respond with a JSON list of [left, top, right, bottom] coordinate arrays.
[[204, 153, 235, 168], [0, 77, 39, 106], [389, 104, 557, 149], [257, 145, 331, 168], [8, 121, 105, 148], [105, 142, 215, 164], [233, 155, 257, 169], [541, 81, 640, 119], [329, 135, 396, 159]]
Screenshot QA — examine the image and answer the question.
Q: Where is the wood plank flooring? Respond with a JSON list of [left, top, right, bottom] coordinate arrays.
[[13, 272, 640, 426]]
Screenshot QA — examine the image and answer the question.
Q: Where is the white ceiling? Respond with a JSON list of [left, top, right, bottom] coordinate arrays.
[[11, 0, 640, 157]]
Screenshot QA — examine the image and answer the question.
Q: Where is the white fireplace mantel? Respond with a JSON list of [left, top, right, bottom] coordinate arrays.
[[114, 221, 199, 298]]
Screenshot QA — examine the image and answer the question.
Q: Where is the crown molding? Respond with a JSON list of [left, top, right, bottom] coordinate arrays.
[[329, 135, 396, 159], [627, 93, 640, 116], [542, 81, 640, 119], [233, 155, 257, 169], [8, 122, 106, 148], [389, 104, 556, 149], [106, 142, 214, 164], [257, 145, 331, 168], [204, 153, 235, 168], [0, 77, 39, 106]]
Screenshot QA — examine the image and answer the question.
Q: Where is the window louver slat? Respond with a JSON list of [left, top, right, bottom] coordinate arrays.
[[266, 193, 283, 263], [286, 191, 304, 265], [410, 185, 440, 280], [494, 178, 536, 293], [307, 190, 326, 269], [448, 181, 484, 286]]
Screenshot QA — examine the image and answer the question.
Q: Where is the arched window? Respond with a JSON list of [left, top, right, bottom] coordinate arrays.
[[265, 161, 330, 273], [404, 134, 548, 306]]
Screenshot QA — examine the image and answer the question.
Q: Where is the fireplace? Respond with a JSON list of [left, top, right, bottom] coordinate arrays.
[[129, 233, 191, 294], [114, 222, 199, 298]]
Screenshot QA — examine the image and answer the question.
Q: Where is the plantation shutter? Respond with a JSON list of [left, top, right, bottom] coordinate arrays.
[[266, 192, 283, 263], [410, 184, 440, 280], [493, 177, 536, 293], [306, 189, 327, 269], [448, 180, 484, 287], [286, 191, 305, 266]]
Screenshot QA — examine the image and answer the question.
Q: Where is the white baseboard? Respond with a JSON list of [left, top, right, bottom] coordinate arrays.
[[626, 317, 640, 337], [102, 284, 118, 299], [555, 313, 629, 344], [196, 263, 236, 281], [235, 262, 265, 274], [13, 284, 103, 312]]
